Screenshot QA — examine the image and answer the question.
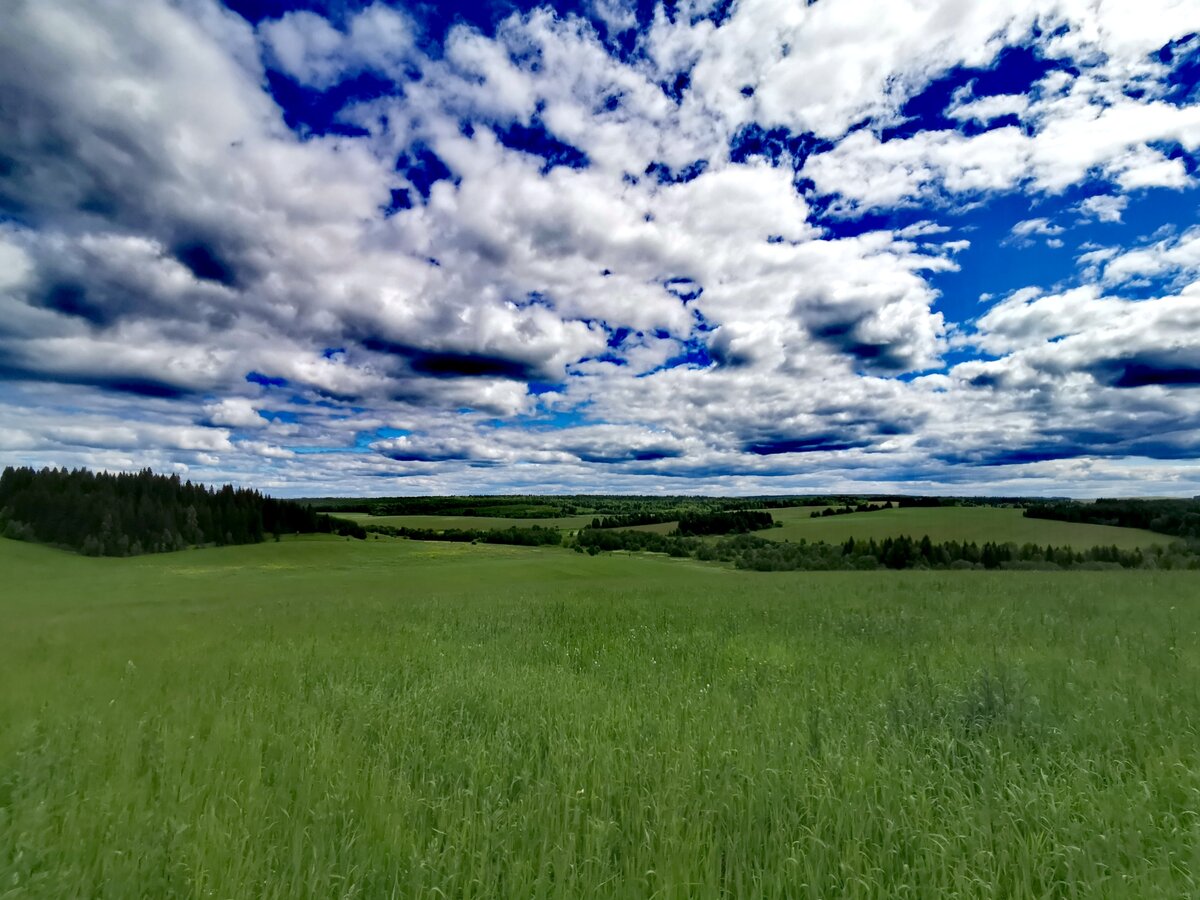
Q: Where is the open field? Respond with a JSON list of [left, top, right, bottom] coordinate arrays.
[[332, 511, 595, 531], [619, 505, 831, 535], [619, 520, 682, 534], [3, 534, 1200, 897], [760, 505, 1165, 549]]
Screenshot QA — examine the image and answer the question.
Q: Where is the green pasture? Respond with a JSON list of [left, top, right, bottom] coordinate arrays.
[[2, 535, 1199, 898], [618, 520, 679, 534], [332, 511, 594, 531], [616, 505, 829, 535], [760, 505, 1165, 549]]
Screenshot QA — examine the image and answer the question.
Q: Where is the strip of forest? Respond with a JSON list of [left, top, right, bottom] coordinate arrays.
[[572, 529, 1200, 571], [0, 466, 364, 557], [1026, 498, 1200, 540]]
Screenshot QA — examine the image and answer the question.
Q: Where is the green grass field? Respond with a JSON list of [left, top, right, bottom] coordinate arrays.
[[760, 505, 1165, 549], [333, 511, 596, 531], [619, 520, 681, 534], [3, 535, 1199, 897]]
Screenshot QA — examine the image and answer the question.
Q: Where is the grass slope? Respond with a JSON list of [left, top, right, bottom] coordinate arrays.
[[617, 505, 830, 535], [333, 511, 594, 531], [761, 505, 1165, 549], [3, 536, 1199, 897]]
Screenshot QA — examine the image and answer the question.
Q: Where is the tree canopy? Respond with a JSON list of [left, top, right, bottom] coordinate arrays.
[[0, 466, 364, 556]]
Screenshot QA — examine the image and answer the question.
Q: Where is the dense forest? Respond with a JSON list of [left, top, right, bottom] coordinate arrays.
[[673, 509, 775, 536], [1026, 499, 1200, 540], [719, 534, 1171, 571], [0, 466, 364, 557]]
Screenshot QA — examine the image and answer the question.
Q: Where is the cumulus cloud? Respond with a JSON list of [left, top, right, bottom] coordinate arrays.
[[259, 5, 416, 89], [1011, 218, 1064, 238], [948, 92, 1029, 125], [1077, 194, 1129, 223], [1099, 227, 1200, 287], [204, 398, 267, 429], [1, 0, 1200, 494]]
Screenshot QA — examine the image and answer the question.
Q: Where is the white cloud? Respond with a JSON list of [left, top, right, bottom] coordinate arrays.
[[2, 0, 1200, 493], [205, 398, 266, 429], [895, 221, 952, 239], [948, 92, 1029, 124], [1011, 218, 1064, 238], [806, 93, 1200, 213], [1100, 227, 1200, 286], [588, 0, 637, 33], [258, 4, 414, 89], [1077, 194, 1128, 223], [685, 0, 1044, 139]]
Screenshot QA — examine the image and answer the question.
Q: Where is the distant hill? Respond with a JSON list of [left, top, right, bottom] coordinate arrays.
[[0, 466, 364, 557]]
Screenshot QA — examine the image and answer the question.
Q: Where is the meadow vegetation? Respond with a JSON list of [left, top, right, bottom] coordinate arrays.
[[762, 505, 1163, 550], [3, 535, 1200, 898]]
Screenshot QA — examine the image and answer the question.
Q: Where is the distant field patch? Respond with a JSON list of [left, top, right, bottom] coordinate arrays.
[[767, 504, 883, 523], [619, 521, 680, 534], [615, 504, 831, 535], [760, 506, 1164, 549], [333, 512, 594, 531]]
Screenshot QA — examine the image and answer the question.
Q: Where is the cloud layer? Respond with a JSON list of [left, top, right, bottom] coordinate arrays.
[[1, 0, 1199, 496]]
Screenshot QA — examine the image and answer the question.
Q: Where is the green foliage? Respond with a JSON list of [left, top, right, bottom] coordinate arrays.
[[364, 523, 565, 547], [3, 537, 1200, 897], [0, 466, 364, 557], [572, 526, 1194, 571], [1027, 497, 1200, 540], [575, 526, 698, 556], [811, 500, 890, 518], [673, 509, 774, 536]]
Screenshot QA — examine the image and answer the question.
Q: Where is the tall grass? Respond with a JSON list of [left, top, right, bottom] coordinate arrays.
[[1, 536, 1198, 897]]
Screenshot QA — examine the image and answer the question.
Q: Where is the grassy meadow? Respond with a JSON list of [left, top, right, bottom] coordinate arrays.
[[3, 534, 1200, 898], [760, 505, 1165, 550], [333, 511, 595, 532]]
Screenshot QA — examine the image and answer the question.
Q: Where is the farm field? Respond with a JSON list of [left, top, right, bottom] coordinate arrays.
[[618, 520, 681, 534], [617, 504, 831, 535], [760, 505, 1165, 550], [332, 511, 595, 531], [3, 535, 1200, 897]]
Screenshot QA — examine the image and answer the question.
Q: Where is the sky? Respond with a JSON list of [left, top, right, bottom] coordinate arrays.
[[1, 0, 1199, 497]]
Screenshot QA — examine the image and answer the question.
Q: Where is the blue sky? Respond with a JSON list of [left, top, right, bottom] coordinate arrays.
[[1, 0, 1199, 496]]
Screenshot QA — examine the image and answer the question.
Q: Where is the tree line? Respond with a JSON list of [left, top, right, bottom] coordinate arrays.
[[362, 523, 563, 546], [1025, 499, 1200, 541], [0, 466, 364, 557], [673, 509, 775, 535], [570, 528, 1200, 570], [811, 501, 893, 518], [724, 534, 1168, 571]]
